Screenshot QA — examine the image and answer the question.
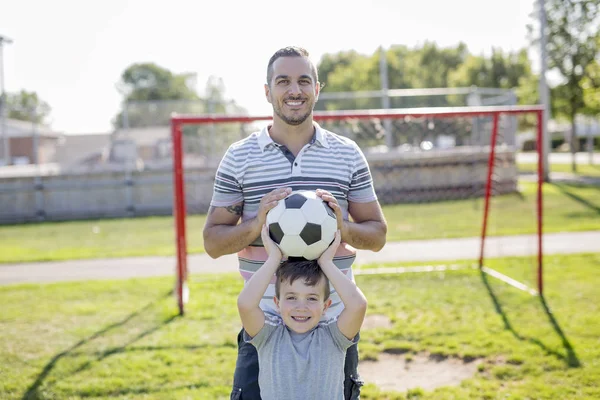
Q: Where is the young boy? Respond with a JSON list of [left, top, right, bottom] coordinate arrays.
[[237, 225, 368, 400]]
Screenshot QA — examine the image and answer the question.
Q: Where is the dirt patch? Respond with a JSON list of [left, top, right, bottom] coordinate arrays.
[[359, 353, 481, 393], [362, 314, 393, 330]]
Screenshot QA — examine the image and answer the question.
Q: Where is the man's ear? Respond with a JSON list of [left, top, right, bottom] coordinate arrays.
[[314, 81, 320, 101], [264, 83, 272, 104], [323, 298, 332, 312]]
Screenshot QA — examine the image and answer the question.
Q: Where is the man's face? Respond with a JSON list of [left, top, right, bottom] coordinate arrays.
[[265, 56, 319, 126], [274, 276, 331, 334]]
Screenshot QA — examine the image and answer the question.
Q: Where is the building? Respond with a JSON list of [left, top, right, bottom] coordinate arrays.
[[0, 118, 62, 165]]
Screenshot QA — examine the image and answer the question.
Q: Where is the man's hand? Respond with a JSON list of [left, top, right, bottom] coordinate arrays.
[[316, 189, 344, 231], [316, 189, 387, 252], [256, 187, 292, 227]]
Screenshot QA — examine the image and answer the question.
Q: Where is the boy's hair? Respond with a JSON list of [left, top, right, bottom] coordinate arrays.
[[275, 258, 330, 300], [266, 46, 319, 87]]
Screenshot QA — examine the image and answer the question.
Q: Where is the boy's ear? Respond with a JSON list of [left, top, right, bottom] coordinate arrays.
[[273, 296, 280, 309], [323, 298, 332, 312]]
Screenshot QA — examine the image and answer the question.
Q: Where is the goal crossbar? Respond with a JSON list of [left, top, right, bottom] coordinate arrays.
[[171, 105, 545, 125]]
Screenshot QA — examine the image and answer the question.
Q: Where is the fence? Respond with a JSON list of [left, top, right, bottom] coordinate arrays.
[[0, 106, 527, 224]]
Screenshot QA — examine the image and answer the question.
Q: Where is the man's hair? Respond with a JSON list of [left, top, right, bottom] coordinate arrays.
[[275, 258, 330, 300], [266, 46, 319, 87]]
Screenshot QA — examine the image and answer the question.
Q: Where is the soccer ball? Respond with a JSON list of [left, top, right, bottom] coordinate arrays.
[[266, 190, 338, 260]]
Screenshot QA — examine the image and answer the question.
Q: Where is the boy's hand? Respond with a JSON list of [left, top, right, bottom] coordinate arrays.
[[318, 230, 341, 265], [261, 224, 283, 261]]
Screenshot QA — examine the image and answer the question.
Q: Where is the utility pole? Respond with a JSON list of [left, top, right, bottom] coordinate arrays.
[[538, 0, 551, 182], [379, 46, 393, 149], [0, 34, 14, 166]]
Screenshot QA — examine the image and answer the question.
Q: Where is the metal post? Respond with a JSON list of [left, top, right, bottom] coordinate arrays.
[[0, 35, 14, 166], [171, 118, 188, 315], [536, 110, 544, 296], [379, 46, 393, 149], [479, 113, 500, 269], [586, 117, 593, 164], [539, 0, 551, 182]]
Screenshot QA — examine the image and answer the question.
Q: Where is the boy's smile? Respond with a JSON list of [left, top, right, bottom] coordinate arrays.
[[274, 276, 331, 334]]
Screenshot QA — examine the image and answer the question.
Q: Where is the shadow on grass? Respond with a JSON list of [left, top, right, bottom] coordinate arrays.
[[552, 183, 600, 215], [22, 290, 177, 400], [64, 382, 213, 398], [538, 295, 581, 368], [480, 270, 581, 368]]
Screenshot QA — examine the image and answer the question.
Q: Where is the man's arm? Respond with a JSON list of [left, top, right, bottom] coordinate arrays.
[[317, 189, 387, 252], [203, 204, 259, 259], [343, 199, 387, 251], [318, 233, 367, 340], [203, 187, 292, 258], [237, 225, 283, 337]]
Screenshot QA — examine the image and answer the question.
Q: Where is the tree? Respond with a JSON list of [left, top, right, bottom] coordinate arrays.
[[316, 42, 470, 111], [530, 0, 600, 172], [5, 90, 51, 124], [314, 44, 536, 147], [581, 60, 600, 113], [318, 50, 362, 90], [113, 63, 201, 128]]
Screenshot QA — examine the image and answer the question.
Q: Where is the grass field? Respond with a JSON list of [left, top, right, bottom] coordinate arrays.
[[1, 181, 599, 264], [518, 162, 600, 177], [1, 252, 598, 399]]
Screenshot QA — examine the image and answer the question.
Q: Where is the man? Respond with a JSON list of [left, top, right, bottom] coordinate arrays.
[[203, 46, 387, 400]]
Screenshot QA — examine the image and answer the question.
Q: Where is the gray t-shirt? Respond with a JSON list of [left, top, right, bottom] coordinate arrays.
[[245, 314, 358, 400]]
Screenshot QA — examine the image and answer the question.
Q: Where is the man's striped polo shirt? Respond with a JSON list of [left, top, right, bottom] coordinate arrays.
[[210, 122, 377, 321]]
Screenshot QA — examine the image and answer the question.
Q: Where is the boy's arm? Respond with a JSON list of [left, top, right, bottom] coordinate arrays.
[[319, 259, 367, 340], [237, 225, 283, 338], [318, 231, 367, 340]]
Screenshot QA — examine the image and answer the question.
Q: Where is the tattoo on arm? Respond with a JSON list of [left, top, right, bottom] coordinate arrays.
[[225, 205, 243, 215]]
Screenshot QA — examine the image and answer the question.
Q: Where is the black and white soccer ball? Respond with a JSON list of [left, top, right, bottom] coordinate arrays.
[[266, 190, 338, 260]]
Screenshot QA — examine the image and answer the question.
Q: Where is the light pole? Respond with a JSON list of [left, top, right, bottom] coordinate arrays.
[[538, 0, 551, 182], [0, 34, 14, 166]]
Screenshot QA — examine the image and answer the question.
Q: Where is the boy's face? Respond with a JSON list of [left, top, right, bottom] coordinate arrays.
[[274, 276, 331, 334]]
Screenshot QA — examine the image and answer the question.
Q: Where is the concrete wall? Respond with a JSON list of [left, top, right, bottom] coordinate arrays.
[[0, 148, 517, 224]]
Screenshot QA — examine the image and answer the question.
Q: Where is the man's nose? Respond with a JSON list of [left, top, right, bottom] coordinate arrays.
[[287, 82, 301, 95]]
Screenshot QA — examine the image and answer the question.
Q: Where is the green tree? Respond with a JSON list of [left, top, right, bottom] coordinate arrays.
[[316, 42, 470, 111], [5, 90, 51, 124], [113, 63, 201, 128], [582, 60, 600, 113], [315, 43, 535, 147], [318, 50, 362, 90], [448, 48, 534, 91], [530, 0, 600, 172]]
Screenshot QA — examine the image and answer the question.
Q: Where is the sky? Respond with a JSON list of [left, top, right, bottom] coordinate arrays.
[[1, 0, 538, 134]]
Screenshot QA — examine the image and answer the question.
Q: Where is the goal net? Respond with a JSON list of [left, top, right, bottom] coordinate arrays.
[[170, 105, 545, 315]]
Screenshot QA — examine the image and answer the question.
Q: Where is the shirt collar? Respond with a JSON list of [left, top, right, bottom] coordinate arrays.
[[257, 122, 330, 152]]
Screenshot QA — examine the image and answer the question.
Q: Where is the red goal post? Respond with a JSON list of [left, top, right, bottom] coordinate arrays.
[[171, 105, 545, 316]]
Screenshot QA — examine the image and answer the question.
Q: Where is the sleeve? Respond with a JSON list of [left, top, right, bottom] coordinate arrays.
[[244, 313, 282, 349], [324, 321, 359, 352], [347, 142, 377, 203], [210, 145, 244, 207]]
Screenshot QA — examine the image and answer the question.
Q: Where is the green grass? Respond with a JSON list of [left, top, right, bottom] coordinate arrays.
[[519, 162, 600, 177], [1, 181, 599, 264], [0, 252, 598, 399]]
